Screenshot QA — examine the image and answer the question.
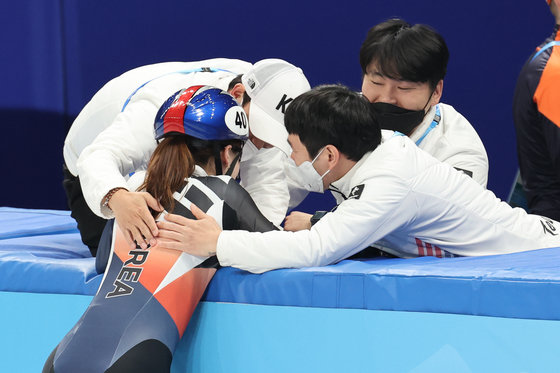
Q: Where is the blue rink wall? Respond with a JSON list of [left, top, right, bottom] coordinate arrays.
[[2, 292, 560, 373], [0, 0, 553, 210]]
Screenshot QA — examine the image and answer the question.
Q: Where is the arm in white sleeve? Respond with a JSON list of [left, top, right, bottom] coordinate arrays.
[[76, 61, 252, 219], [445, 150, 489, 188], [77, 97, 159, 218], [216, 175, 411, 273]]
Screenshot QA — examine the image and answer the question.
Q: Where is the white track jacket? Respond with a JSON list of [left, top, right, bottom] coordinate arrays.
[[217, 131, 560, 273]]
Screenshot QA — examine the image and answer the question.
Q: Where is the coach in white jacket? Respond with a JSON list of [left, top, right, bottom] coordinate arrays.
[[360, 19, 488, 187], [64, 58, 309, 256], [155, 85, 560, 274]]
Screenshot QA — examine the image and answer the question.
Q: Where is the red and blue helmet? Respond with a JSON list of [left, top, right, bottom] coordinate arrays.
[[154, 85, 249, 142]]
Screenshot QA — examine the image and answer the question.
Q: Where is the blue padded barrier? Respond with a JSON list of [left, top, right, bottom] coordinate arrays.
[[2, 207, 560, 321], [0, 207, 102, 294], [204, 249, 560, 320], [0, 207, 81, 240]]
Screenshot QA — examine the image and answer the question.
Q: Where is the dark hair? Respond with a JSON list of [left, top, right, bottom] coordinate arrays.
[[284, 85, 381, 161], [359, 19, 449, 90], [227, 74, 243, 91], [242, 91, 252, 106], [228, 74, 252, 106], [140, 135, 243, 213]]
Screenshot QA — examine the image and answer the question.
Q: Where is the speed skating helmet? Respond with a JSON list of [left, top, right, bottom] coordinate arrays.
[[154, 85, 248, 142]]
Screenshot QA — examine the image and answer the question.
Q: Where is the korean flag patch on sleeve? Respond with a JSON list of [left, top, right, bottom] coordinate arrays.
[[348, 184, 365, 200]]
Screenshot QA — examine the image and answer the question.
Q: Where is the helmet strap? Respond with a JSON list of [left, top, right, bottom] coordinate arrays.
[[213, 143, 223, 175], [225, 152, 242, 176]]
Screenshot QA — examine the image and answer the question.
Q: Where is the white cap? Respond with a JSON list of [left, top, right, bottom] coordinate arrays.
[[242, 59, 311, 156]]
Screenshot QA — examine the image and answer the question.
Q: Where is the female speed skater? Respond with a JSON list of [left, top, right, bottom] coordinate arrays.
[[43, 85, 277, 373]]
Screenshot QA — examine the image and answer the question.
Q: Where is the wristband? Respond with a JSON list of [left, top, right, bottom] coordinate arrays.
[[310, 211, 328, 226], [102, 187, 128, 211]]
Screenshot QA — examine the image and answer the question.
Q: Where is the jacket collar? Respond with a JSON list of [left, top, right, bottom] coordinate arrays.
[[193, 165, 208, 177], [409, 104, 438, 144], [328, 130, 404, 199]]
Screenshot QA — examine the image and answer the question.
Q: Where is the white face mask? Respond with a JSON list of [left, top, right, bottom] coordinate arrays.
[[240, 138, 259, 162], [286, 147, 330, 193], [239, 143, 285, 188]]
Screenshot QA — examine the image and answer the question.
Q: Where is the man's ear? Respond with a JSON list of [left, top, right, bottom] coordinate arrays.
[[229, 83, 246, 103], [431, 80, 444, 106], [220, 145, 233, 171], [324, 144, 340, 168]]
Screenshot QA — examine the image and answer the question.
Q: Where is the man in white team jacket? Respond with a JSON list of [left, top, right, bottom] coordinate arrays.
[[63, 58, 309, 256], [360, 19, 488, 187], [155, 85, 560, 274]]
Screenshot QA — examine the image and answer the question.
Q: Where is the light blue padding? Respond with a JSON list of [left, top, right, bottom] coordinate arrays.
[[0, 291, 92, 373], [173, 302, 560, 373]]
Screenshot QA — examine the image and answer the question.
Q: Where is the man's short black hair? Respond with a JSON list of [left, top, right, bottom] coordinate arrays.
[[285, 85, 381, 161], [359, 19, 449, 90], [227, 74, 243, 91]]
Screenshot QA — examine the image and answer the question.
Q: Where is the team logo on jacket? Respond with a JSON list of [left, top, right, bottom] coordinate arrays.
[[453, 167, 473, 178], [541, 218, 558, 236], [348, 184, 364, 200]]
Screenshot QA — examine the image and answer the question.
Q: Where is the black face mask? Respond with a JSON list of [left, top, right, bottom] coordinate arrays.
[[370, 102, 426, 136]]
